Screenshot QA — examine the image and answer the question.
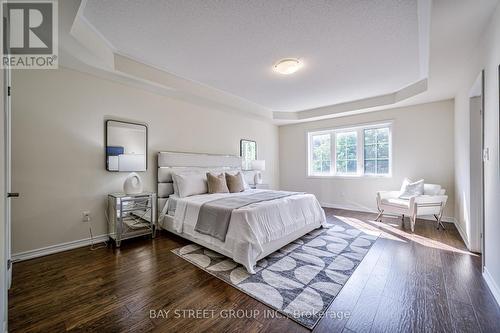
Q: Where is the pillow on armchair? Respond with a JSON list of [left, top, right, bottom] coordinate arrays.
[[424, 184, 442, 195], [399, 178, 424, 199]]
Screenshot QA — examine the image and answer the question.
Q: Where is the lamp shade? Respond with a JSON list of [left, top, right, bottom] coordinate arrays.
[[251, 160, 266, 171]]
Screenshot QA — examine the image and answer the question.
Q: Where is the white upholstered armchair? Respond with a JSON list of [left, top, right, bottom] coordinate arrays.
[[376, 184, 448, 232]]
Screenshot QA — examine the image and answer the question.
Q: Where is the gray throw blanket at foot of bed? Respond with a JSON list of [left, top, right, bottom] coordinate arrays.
[[194, 190, 302, 241]]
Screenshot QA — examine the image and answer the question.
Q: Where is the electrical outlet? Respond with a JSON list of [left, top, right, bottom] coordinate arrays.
[[82, 211, 91, 223]]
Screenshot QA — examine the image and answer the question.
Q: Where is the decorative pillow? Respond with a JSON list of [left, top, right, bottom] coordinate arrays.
[[399, 178, 424, 199], [226, 170, 251, 189], [424, 184, 442, 196], [225, 172, 245, 193], [172, 173, 208, 198], [207, 173, 229, 194]]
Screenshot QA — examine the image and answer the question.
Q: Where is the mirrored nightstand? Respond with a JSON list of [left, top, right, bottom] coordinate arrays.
[[107, 192, 157, 247]]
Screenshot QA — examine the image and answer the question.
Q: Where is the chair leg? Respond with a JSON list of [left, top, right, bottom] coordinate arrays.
[[410, 214, 416, 232], [434, 214, 439, 229], [439, 220, 446, 230], [434, 202, 446, 230], [375, 210, 384, 221], [434, 214, 446, 230]]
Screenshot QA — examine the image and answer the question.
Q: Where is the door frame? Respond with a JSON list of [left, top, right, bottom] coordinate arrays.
[[468, 70, 485, 258], [1, 66, 10, 333], [480, 69, 485, 270], [4, 67, 11, 287], [2, 8, 12, 330]]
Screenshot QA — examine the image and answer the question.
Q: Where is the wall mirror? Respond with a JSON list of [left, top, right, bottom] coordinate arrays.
[[240, 139, 257, 170], [106, 120, 147, 172]]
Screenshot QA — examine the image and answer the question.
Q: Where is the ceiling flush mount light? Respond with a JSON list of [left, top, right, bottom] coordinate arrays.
[[273, 58, 302, 75]]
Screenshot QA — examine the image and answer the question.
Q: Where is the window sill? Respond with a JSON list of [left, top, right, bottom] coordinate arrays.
[[307, 174, 392, 179]]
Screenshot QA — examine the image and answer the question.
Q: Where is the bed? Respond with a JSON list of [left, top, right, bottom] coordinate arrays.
[[157, 151, 326, 273]]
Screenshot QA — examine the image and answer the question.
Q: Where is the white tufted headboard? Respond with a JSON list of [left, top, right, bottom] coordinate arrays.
[[157, 151, 254, 212]]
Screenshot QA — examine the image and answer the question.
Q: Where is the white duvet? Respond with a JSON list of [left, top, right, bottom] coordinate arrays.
[[172, 189, 327, 273]]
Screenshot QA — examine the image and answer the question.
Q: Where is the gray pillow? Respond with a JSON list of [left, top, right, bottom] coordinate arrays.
[[225, 172, 245, 193], [206, 173, 229, 194]]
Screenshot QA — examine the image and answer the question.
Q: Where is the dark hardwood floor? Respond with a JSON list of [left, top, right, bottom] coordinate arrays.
[[8, 208, 500, 332]]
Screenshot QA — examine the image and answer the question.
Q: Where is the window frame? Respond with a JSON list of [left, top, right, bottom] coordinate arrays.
[[308, 130, 333, 176], [307, 122, 393, 178]]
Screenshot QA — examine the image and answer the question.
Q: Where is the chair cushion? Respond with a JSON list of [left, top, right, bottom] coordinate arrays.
[[381, 197, 411, 208]]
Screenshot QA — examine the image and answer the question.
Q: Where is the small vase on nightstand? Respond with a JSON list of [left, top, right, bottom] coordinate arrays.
[[123, 172, 143, 194]]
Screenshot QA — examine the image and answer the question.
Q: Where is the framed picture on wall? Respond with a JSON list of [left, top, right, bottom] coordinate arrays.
[[240, 139, 257, 170]]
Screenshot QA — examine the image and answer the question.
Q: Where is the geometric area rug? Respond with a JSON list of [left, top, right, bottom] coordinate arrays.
[[171, 216, 379, 329]]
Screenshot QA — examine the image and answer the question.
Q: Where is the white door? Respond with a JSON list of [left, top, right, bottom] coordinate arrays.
[[1, 65, 12, 332], [4, 67, 13, 288]]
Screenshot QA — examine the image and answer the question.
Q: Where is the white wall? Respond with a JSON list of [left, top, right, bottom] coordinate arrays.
[[11, 67, 279, 254], [454, 1, 500, 301], [279, 100, 455, 218]]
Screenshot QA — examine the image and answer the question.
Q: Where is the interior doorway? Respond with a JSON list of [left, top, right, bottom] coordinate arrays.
[[469, 70, 485, 268], [1, 67, 10, 333]]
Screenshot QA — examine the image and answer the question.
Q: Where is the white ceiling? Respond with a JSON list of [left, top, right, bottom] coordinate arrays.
[[83, 0, 421, 112], [374, 0, 498, 107]]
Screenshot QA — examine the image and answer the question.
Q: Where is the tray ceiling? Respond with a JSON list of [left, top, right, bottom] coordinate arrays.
[[83, 0, 421, 112]]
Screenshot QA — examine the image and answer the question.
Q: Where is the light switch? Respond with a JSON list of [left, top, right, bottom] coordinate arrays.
[[483, 148, 490, 161]]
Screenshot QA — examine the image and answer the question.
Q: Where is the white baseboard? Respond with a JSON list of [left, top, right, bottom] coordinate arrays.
[[11, 234, 108, 262], [453, 219, 471, 249], [321, 202, 374, 214], [483, 267, 500, 306], [320, 202, 456, 223]]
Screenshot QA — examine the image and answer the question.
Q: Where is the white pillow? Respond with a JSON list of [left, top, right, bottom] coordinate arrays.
[[399, 178, 424, 199], [424, 184, 442, 196], [171, 169, 209, 195], [242, 176, 250, 190], [172, 173, 208, 198], [171, 170, 192, 195], [241, 171, 255, 188]]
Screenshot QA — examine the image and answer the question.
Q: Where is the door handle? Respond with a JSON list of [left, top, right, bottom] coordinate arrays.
[[7, 192, 19, 198]]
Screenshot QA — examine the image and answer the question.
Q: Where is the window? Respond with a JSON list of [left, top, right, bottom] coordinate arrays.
[[364, 127, 390, 175], [240, 139, 257, 170], [310, 133, 331, 174], [308, 123, 391, 177], [335, 131, 357, 174]]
